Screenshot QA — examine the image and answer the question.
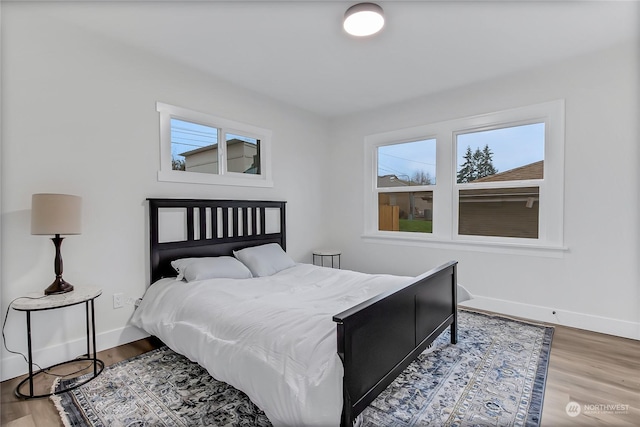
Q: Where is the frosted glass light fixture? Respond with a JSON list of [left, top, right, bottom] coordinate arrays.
[[343, 3, 384, 37]]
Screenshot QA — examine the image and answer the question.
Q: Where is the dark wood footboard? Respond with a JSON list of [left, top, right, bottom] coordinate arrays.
[[333, 260, 458, 426]]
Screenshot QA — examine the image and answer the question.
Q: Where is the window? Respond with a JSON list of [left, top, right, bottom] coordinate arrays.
[[157, 102, 272, 187], [364, 100, 565, 251], [225, 133, 261, 175], [170, 119, 218, 173], [378, 191, 433, 233], [455, 123, 544, 239], [376, 139, 436, 233]]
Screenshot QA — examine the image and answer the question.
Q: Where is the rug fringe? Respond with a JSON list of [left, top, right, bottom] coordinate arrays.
[[50, 378, 73, 427]]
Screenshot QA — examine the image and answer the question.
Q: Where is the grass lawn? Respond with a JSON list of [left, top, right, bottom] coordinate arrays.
[[399, 219, 433, 233]]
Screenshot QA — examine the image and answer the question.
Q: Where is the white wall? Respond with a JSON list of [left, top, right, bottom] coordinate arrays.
[[2, 3, 638, 383], [0, 4, 331, 380], [327, 42, 640, 340]]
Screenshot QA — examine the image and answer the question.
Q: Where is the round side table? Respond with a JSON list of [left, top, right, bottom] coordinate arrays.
[[11, 286, 105, 398], [312, 249, 342, 269]]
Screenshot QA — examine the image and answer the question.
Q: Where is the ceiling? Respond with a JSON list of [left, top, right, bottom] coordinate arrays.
[[42, 1, 638, 118]]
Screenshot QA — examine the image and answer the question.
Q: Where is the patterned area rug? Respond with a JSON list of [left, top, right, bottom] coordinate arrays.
[[53, 310, 553, 427]]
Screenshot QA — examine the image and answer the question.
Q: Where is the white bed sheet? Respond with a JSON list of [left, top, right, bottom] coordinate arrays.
[[131, 263, 412, 427]]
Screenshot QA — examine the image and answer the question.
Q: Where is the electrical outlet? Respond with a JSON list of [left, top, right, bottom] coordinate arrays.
[[113, 293, 123, 309]]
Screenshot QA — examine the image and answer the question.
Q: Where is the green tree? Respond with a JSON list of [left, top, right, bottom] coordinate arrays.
[[477, 144, 498, 178], [457, 145, 498, 183], [457, 146, 475, 183], [172, 157, 186, 171]]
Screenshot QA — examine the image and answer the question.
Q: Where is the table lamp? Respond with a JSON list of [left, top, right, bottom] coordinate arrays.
[[31, 193, 82, 295]]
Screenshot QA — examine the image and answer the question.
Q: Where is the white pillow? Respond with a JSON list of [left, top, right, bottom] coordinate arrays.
[[170, 256, 253, 282], [233, 243, 296, 277]]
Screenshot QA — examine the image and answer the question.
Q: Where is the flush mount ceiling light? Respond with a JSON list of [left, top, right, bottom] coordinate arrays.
[[343, 3, 385, 37]]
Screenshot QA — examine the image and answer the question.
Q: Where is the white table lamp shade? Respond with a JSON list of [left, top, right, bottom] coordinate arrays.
[[31, 193, 82, 235]]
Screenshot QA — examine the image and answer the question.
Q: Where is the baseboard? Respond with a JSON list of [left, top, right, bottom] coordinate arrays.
[[1, 325, 149, 382], [4, 300, 638, 381], [459, 296, 640, 340]]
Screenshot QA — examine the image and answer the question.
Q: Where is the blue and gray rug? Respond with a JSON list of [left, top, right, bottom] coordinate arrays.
[[53, 310, 553, 426]]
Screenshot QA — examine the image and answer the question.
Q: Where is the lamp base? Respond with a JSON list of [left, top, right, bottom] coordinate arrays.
[[44, 277, 74, 295]]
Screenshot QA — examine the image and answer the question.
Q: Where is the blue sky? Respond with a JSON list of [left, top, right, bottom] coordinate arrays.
[[378, 139, 437, 181], [378, 123, 544, 181], [456, 123, 544, 173], [171, 118, 217, 158], [170, 118, 257, 159]]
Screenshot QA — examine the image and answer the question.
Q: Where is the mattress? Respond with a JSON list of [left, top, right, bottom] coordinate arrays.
[[130, 263, 412, 426]]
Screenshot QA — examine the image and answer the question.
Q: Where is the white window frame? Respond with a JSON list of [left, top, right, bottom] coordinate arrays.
[[363, 100, 566, 254], [157, 102, 273, 187], [373, 137, 438, 234]]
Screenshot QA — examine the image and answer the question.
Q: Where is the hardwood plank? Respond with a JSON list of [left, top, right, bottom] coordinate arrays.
[[4, 414, 36, 427], [1, 338, 163, 426], [2, 322, 639, 426], [540, 325, 640, 426]]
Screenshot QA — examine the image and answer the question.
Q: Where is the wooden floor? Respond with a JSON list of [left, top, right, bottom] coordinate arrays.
[[2, 324, 639, 426], [541, 325, 640, 426]]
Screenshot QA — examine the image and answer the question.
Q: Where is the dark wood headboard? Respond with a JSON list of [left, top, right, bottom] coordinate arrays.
[[147, 199, 286, 283]]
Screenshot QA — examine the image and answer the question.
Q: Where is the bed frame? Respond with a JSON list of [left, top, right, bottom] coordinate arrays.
[[148, 198, 287, 283], [147, 198, 457, 427]]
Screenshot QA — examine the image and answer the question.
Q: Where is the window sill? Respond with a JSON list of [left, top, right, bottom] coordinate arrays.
[[158, 170, 273, 188], [361, 232, 568, 258]]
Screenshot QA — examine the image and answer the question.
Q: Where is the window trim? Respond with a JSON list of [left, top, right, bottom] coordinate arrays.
[[363, 100, 566, 252], [157, 102, 273, 187]]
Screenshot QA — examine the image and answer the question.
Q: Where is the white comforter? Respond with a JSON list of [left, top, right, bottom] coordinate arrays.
[[131, 263, 412, 427]]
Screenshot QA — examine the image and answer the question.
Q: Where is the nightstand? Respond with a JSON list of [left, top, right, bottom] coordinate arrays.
[[312, 249, 341, 269], [11, 286, 105, 398]]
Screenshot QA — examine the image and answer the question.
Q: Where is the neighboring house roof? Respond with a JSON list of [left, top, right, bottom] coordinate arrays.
[[473, 160, 543, 183], [379, 161, 542, 189], [179, 138, 246, 157], [460, 161, 542, 202], [377, 174, 412, 187]]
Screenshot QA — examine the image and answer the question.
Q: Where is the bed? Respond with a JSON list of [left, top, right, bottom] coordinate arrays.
[[132, 198, 459, 427]]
